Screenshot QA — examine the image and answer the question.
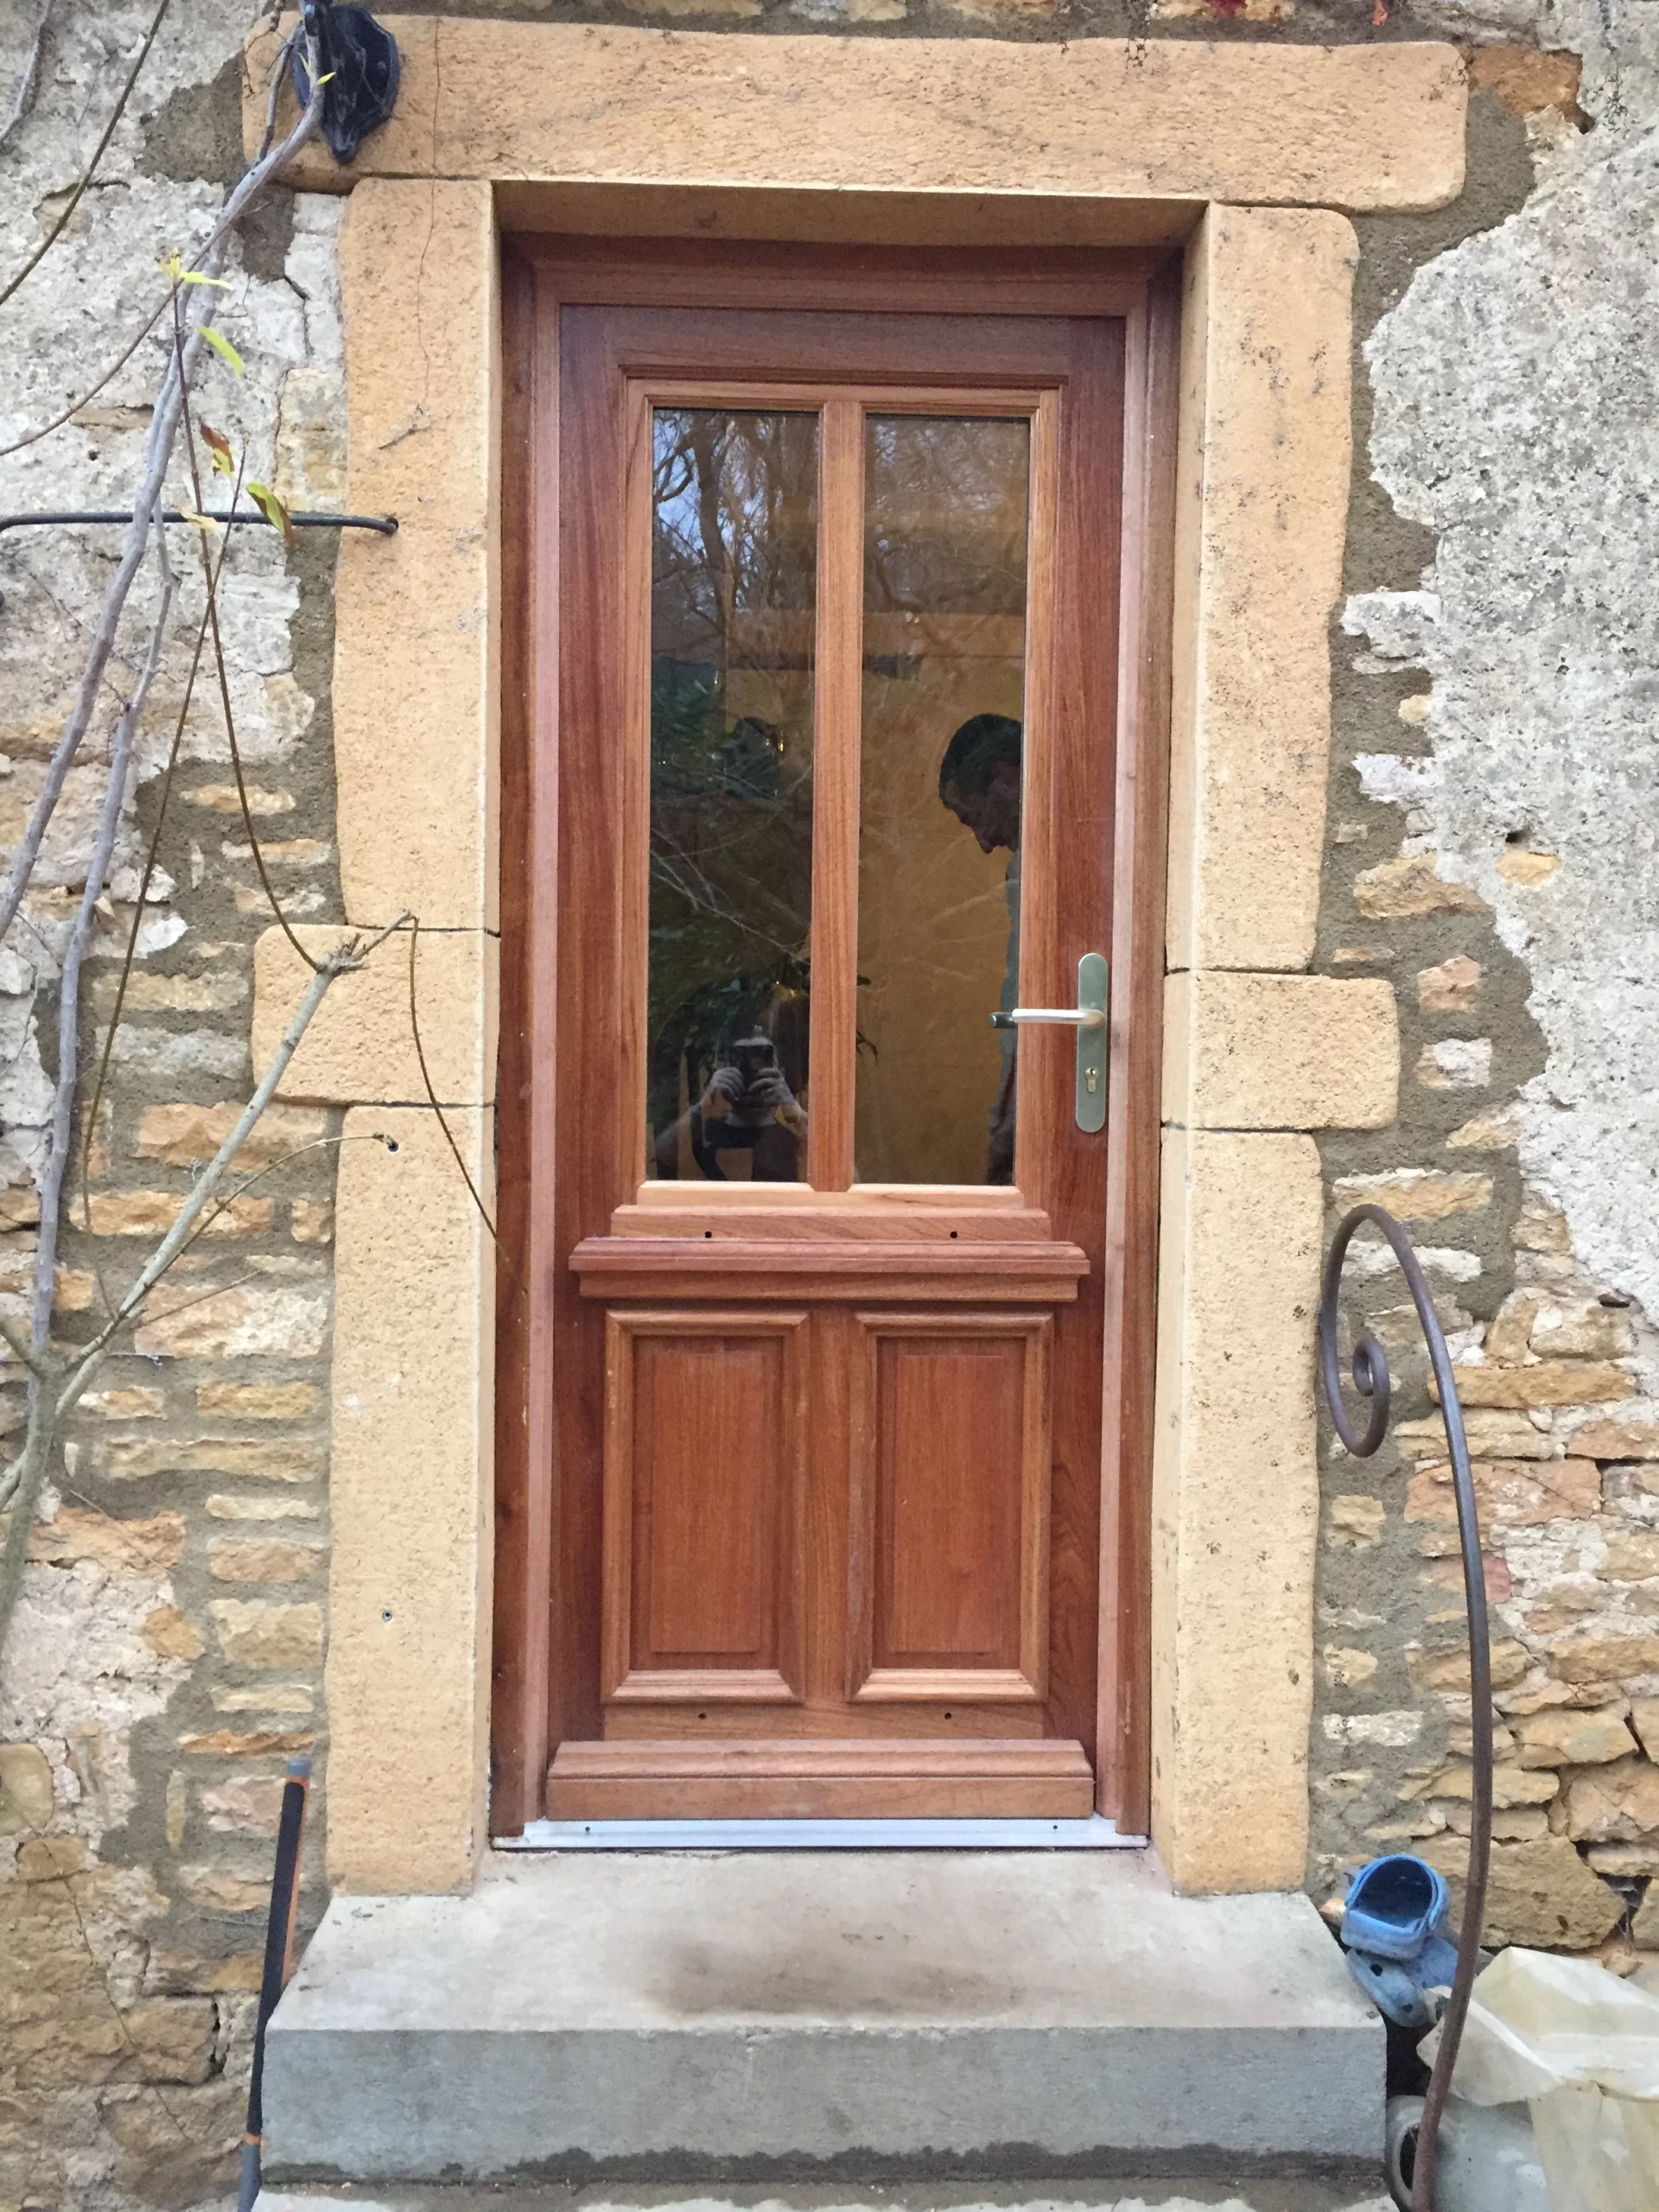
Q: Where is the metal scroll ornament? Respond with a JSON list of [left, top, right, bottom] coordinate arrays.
[[1319, 1205, 1493, 2212]]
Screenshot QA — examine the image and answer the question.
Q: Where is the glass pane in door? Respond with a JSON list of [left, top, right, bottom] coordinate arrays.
[[855, 414, 1030, 1185], [645, 409, 817, 1182]]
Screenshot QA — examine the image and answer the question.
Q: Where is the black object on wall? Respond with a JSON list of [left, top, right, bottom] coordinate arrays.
[[290, 2, 401, 166]]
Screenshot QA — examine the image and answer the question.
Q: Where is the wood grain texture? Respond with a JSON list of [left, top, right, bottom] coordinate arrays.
[[572, 1238, 1088, 1302], [610, 1201, 1054, 1242], [849, 1311, 1052, 1703], [546, 1733, 1092, 1817], [1094, 262, 1181, 1834], [489, 245, 556, 1835], [602, 1703, 1043, 1738], [602, 1309, 808, 1703], [808, 397, 864, 1192], [518, 237, 1159, 320]]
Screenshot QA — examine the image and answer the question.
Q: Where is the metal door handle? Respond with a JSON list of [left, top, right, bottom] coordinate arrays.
[[988, 954, 1109, 1134], [989, 1007, 1104, 1028]]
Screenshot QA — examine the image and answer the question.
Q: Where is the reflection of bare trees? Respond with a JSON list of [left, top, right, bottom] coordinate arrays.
[[647, 411, 817, 1160], [863, 416, 1029, 618]]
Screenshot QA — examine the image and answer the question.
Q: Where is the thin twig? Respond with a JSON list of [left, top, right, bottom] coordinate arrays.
[[0, 0, 173, 314], [58, 914, 409, 1402], [79, 479, 244, 1220], [0, 1312, 49, 1381], [168, 1133, 384, 1261], [78, 545, 225, 1224], [0, 293, 170, 461], [0, 33, 321, 946], [113, 1268, 263, 1335], [35, 523, 174, 1352], [0, 1394, 52, 1669], [0, 29, 298, 460], [408, 918, 496, 1239], [6, 531, 173, 1576], [174, 351, 320, 974], [0, 0, 53, 155], [1, 917, 404, 1671]]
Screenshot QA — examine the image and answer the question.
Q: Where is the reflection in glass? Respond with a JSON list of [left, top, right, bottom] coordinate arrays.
[[646, 409, 817, 1182], [855, 415, 1030, 1185]]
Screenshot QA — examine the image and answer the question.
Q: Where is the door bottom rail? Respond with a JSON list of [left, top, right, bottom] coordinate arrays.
[[545, 1734, 1094, 1820]]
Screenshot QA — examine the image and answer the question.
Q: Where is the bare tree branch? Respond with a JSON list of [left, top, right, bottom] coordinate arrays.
[[0, 912, 408, 1675], [0, 0, 53, 155], [0, 28, 300, 461], [175, 359, 321, 973], [0, 32, 322, 945], [35, 523, 175, 1352], [79, 499, 239, 1222], [60, 912, 410, 1396], [0, 1313, 49, 1381], [0, 291, 171, 461]]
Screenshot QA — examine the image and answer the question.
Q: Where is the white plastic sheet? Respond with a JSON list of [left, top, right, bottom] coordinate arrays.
[[1430, 1947, 1659, 2212]]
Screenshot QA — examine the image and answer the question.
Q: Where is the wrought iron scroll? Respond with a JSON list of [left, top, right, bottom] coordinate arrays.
[[1319, 1204, 1492, 2212]]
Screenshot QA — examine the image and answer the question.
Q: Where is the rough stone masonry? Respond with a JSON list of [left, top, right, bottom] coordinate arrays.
[[2, 0, 1658, 2207]]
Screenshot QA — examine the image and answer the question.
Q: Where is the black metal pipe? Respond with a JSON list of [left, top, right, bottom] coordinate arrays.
[[1319, 1205, 1491, 2212], [0, 510, 397, 534], [237, 1754, 313, 2212]]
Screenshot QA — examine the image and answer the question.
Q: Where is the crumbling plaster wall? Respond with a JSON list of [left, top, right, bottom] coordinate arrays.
[[1312, 0, 1659, 1967]]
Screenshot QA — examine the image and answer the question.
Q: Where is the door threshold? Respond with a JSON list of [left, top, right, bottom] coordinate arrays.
[[496, 1812, 1144, 1851]]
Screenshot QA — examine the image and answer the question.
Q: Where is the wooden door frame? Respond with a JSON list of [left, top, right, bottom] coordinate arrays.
[[492, 236, 1180, 1838]]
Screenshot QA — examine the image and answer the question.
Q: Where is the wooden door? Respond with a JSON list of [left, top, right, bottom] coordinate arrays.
[[494, 241, 1178, 1829]]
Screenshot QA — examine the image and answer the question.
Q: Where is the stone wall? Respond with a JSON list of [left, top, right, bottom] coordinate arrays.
[[1309, 0, 1659, 1970], [0, 0, 1656, 2205], [1, 7, 343, 2201]]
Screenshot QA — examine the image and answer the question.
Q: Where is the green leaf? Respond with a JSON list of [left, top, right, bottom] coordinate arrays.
[[246, 480, 296, 549], [159, 248, 230, 289], [200, 325, 245, 377]]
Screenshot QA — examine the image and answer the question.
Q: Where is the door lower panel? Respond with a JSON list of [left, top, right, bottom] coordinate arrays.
[[545, 1736, 1094, 1819]]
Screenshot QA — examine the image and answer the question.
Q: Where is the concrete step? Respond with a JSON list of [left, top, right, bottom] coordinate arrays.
[[258, 2191, 1396, 2212], [263, 1852, 1382, 2185]]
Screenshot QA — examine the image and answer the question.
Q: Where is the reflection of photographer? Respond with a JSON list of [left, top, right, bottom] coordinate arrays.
[[938, 713, 1021, 1184], [653, 1032, 807, 1181]]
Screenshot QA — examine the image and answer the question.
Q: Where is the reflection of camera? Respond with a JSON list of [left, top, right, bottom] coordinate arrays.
[[722, 1033, 780, 1140]]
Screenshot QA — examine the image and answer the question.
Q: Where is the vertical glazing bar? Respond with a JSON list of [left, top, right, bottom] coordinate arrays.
[[620, 381, 655, 1192], [809, 399, 864, 1190]]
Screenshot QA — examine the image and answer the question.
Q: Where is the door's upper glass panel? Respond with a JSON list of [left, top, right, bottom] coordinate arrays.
[[855, 414, 1030, 1185], [645, 408, 817, 1183]]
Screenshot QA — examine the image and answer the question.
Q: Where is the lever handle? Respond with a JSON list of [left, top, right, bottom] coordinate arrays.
[[988, 954, 1109, 1133]]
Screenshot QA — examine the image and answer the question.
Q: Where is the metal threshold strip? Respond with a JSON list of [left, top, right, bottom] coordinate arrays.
[[497, 1813, 1144, 1851]]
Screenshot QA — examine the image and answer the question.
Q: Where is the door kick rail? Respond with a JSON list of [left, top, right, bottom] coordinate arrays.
[[991, 952, 1109, 1133]]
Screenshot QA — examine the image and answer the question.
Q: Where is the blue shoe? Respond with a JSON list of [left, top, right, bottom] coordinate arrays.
[[1343, 1853, 1452, 1959]]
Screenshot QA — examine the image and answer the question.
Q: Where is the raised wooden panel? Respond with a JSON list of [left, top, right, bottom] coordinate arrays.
[[849, 1310, 1052, 1704], [546, 1735, 1092, 1818], [602, 1310, 808, 1703]]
